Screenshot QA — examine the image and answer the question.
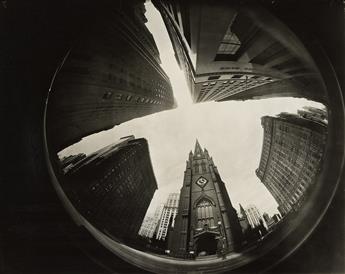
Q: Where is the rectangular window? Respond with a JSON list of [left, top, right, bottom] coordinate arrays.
[[216, 25, 241, 55], [102, 91, 113, 100], [208, 75, 220, 80]]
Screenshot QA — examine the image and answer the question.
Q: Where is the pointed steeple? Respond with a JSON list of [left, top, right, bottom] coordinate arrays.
[[204, 148, 209, 158], [194, 139, 203, 156], [239, 203, 246, 216]]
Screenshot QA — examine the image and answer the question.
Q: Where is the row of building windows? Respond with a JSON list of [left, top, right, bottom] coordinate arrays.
[[198, 78, 274, 101], [68, 55, 172, 100], [68, 46, 172, 95], [201, 74, 273, 87], [266, 177, 295, 210], [102, 91, 165, 105], [265, 157, 319, 214]]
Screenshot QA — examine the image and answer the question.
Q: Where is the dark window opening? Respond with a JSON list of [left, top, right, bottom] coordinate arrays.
[[208, 75, 220, 80], [102, 91, 113, 100]]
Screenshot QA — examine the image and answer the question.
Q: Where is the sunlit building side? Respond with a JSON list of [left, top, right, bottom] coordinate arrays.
[[139, 204, 164, 238], [156, 193, 180, 240], [138, 216, 156, 238], [245, 204, 266, 228], [152, 0, 326, 104], [47, 0, 176, 152], [256, 109, 328, 216], [62, 136, 158, 242]]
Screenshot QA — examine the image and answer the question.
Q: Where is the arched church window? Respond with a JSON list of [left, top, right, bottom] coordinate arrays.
[[196, 199, 215, 228]]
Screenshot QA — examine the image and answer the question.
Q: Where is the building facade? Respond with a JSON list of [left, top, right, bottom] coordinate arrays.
[[256, 109, 328, 216], [63, 136, 158, 242], [138, 216, 156, 238], [47, 0, 176, 152], [263, 213, 281, 231], [139, 204, 164, 238], [168, 140, 243, 257], [156, 193, 180, 240], [297, 106, 328, 124], [60, 153, 86, 174], [152, 0, 326, 104], [245, 204, 266, 228]]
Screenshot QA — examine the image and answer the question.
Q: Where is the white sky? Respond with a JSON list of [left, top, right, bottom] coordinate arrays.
[[59, 2, 324, 218]]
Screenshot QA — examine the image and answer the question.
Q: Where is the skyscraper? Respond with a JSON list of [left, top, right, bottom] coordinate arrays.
[[168, 140, 243, 257], [63, 136, 158, 242], [139, 204, 165, 238], [245, 205, 266, 228], [152, 0, 326, 104], [256, 109, 328, 216], [138, 216, 156, 238], [47, 0, 176, 152], [156, 193, 179, 240]]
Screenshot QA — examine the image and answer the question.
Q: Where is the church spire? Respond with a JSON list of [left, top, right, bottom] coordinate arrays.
[[239, 203, 246, 216], [194, 139, 203, 155]]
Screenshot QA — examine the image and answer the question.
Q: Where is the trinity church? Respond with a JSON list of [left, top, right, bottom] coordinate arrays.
[[168, 140, 243, 257]]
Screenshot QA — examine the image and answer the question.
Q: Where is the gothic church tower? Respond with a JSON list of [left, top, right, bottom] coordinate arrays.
[[168, 140, 243, 257]]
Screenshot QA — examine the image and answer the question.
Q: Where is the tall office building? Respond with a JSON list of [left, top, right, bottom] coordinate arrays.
[[47, 0, 176, 152], [156, 193, 180, 240], [245, 205, 266, 228], [138, 216, 156, 238], [152, 0, 325, 104], [138, 204, 164, 238], [168, 140, 243, 257], [256, 109, 328, 216], [63, 136, 158, 242]]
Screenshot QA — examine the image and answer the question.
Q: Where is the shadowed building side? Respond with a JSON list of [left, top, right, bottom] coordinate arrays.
[[152, 0, 327, 104], [47, 0, 176, 152], [61, 136, 158, 243], [168, 140, 243, 258], [218, 75, 325, 103]]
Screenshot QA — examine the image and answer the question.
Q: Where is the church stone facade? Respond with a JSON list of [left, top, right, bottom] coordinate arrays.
[[168, 140, 242, 257]]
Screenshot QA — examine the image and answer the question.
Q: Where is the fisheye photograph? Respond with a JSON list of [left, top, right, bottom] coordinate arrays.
[[2, 0, 344, 273]]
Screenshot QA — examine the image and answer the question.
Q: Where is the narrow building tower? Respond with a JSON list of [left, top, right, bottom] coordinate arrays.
[[168, 140, 242, 257]]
